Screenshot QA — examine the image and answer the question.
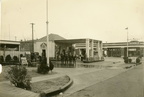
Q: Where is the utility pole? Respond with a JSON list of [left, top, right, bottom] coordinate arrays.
[[30, 23, 35, 52], [46, 0, 49, 66]]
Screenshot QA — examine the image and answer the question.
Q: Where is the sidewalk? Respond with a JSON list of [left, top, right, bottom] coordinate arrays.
[[57, 68, 130, 97], [53, 58, 136, 97], [67, 65, 143, 97]]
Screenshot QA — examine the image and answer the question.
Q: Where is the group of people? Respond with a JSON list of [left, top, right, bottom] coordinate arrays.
[[60, 52, 77, 66]]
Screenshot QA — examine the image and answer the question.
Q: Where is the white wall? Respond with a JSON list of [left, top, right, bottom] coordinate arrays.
[[34, 41, 55, 57]]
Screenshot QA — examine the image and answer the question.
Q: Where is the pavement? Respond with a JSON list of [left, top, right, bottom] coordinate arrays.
[[52, 57, 138, 97], [0, 57, 139, 97], [54, 68, 129, 97], [67, 64, 143, 97]]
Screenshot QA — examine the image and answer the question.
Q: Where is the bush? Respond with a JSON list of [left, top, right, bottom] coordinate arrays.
[[136, 57, 141, 65], [123, 57, 128, 63], [0, 56, 4, 64], [128, 59, 132, 63], [12, 56, 20, 65], [7, 65, 31, 90], [13, 56, 19, 62], [37, 56, 49, 74], [37, 64, 49, 74], [5, 55, 12, 62], [37, 60, 54, 74], [49, 60, 54, 71]]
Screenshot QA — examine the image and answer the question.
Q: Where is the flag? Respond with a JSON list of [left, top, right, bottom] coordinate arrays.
[[125, 27, 128, 30]]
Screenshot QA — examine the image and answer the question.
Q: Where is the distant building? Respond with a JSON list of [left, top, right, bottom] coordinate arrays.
[[20, 40, 33, 52], [0, 33, 104, 62], [33, 34, 103, 61], [103, 41, 144, 57], [0, 40, 20, 59]]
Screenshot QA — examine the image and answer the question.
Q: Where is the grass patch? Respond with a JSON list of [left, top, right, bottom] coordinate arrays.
[[31, 75, 70, 93]]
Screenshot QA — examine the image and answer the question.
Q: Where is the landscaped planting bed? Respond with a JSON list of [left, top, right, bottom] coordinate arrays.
[[0, 66, 70, 95], [31, 75, 70, 93]]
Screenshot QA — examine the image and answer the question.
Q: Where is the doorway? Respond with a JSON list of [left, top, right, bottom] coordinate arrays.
[[42, 49, 46, 57]]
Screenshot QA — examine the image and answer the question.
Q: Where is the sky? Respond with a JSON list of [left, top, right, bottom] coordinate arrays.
[[1, 0, 144, 43]]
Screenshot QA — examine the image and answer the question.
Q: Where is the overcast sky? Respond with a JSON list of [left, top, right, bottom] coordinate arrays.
[[1, 0, 144, 42]]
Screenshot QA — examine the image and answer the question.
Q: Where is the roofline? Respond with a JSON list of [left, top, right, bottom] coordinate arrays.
[[66, 38, 102, 41], [103, 45, 144, 48], [0, 40, 20, 44], [103, 41, 144, 44], [0, 40, 20, 42], [55, 38, 102, 41]]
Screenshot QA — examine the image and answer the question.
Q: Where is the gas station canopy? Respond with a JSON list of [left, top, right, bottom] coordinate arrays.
[[55, 39, 101, 44]]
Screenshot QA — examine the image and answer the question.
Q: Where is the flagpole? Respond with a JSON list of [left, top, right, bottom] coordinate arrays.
[[126, 27, 129, 57], [46, 0, 49, 66]]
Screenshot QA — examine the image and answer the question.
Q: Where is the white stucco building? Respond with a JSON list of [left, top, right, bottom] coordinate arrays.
[[33, 33, 103, 61], [34, 33, 66, 58]]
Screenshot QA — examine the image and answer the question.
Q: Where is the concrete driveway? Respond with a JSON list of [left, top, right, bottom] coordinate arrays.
[[67, 64, 143, 97], [53, 57, 136, 97]]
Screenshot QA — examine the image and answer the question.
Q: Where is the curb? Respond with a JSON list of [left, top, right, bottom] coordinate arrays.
[[60, 75, 73, 91], [83, 60, 104, 63], [0, 75, 73, 97], [45, 75, 73, 97]]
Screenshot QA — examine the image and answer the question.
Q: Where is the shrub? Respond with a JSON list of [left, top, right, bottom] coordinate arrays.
[[7, 65, 31, 90], [123, 57, 128, 63], [128, 59, 132, 63], [37, 56, 49, 74], [49, 60, 54, 72], [0, 56, 4, 64], [37, 64, 49, 74], [136, 57, 141, 65], [13, 56, 19, 65], [13, 56, 19, 62], [5, 55, 12, 62]]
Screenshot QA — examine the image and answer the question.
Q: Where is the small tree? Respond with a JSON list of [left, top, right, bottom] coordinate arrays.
[[7, 65, 31, 90]]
